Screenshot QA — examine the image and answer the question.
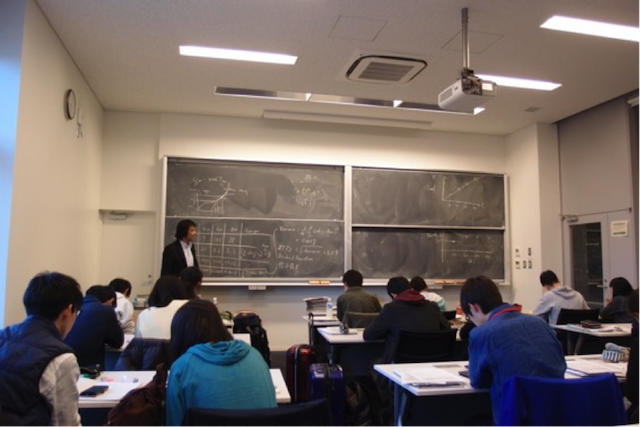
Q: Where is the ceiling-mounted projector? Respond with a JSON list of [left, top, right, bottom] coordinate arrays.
[[438, 72, 497, 113], [437, 8, 498, 113]]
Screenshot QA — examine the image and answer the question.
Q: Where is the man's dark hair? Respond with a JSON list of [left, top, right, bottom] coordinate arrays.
[[410, 276, 427, 292], [180, 267, 203, 299], [387, 276, 410, 298], [109, 278, 132, 296], [610, 277, 633, 297], [628, 289, 638, 314], [175, 219, 197, 241], [148, 275, 187, 308], [539, 270, 559, 287], [460, 276, 503, 316], [342, 270, 363, 287], [86, 285, 117, 307], [23, 272, 83, 321], [170, 299, 233, 364]]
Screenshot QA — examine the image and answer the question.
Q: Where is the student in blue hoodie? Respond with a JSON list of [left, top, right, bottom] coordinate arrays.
[[166, 299, 276, 426]]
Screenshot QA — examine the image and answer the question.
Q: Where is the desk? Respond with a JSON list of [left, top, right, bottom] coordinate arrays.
[[316, 327, 384, 375], [375, 355, 627, 426], [553, 323, 632, 354], [303, 314, 340, 346]]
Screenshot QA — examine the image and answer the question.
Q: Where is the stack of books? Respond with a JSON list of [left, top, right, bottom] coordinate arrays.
[[303, 297, 329, 314]]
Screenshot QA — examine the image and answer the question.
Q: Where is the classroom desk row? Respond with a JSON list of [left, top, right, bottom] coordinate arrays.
[[375, 354, 629, 426]]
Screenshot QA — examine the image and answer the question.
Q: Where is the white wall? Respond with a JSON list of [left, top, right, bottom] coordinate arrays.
[[0, 1, 26, 324], [3, 0, 104, 325], [505, 124, 562, 311]]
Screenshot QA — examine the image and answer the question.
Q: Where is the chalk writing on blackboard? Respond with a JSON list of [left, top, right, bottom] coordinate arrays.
[[165, 218, 344, 278]]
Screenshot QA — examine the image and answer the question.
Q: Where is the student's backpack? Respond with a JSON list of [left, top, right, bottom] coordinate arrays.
[[106, 363, 168, 426], [233, 310, 271, 367]]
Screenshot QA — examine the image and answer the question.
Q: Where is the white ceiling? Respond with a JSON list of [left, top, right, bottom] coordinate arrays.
[[36, 0, 639, 136]]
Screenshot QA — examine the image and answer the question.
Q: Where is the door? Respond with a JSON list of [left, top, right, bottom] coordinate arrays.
[[565, 214, 608, 308], [563, 210, 637, 309]]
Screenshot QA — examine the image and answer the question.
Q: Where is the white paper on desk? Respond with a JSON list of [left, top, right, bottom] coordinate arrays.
[[393, 367, 462, 385], [566, 359, 626, 377]]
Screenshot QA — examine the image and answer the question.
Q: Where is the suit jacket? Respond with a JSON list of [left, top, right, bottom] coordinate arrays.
[[161, 239, 198, 277]]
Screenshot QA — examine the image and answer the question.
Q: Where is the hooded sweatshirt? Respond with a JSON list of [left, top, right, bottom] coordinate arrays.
[[166, 340, 276, 426], [533, 286, 589, 325], [363, 289, 450, 363]]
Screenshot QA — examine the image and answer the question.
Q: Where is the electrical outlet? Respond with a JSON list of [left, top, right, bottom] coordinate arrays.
[[515, 247, 521, 258], [515, 260, 521, 269]]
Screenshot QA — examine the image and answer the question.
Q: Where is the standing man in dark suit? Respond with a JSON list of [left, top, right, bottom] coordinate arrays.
[[162, 219, 199, 277]]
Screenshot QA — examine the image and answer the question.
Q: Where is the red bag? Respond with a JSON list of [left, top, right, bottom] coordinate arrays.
[[106, 363, 168, 426]]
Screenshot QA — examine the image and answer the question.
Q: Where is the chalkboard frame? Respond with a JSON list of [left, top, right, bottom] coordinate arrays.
[[161, 158, 510, 285], [161, 157, 347, 282]]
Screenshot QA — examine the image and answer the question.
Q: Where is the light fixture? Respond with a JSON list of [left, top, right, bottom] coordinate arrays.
[[541, 16, 640, 43], [180, 45, 297, 64], [476, 74, 561, 91]]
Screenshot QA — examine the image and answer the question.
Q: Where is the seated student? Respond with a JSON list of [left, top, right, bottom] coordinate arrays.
[[533, 269, 589, 325], [363, 276, 450, 363], [462, 276, 566, 424], [166, 299, 276, 426], [109, 277, 135, 334], [410, 276, 447, 311], [600, 277, 635, 323], [135, 275, 188, 339], [337, 269, 381, 322], [64, 285, 124, 368], [180, 266, 203, 300], [625, 289, 638, 423], [0, 272, 83, 426]]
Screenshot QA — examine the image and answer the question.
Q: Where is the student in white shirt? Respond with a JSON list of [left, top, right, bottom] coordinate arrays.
[[109, 278, 135, 334], [135, 276, 188, 339], [410, 276, 447, 311]]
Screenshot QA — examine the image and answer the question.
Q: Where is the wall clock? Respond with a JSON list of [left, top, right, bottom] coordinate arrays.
[[64, 89, 76, 121]]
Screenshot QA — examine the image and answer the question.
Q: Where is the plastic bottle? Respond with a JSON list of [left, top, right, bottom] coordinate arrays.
[[213, 297, 218, 306], [326, 298, 333, 318]]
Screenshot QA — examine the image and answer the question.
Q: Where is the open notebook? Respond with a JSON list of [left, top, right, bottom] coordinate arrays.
[[393, 367, 466, 388]]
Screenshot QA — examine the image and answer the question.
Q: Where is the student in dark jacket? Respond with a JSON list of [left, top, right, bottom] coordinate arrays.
[[363, 276, 450, 363], [64, 285, 124, 367], [625, 289, 639, 423], [600, 277, 635, 323]]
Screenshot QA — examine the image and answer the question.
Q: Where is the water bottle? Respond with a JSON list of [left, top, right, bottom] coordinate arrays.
[[326, 298, 333, 318], [213, 297, 218, 306]]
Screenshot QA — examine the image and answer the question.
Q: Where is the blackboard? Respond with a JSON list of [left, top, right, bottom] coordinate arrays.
[[167, 159, 344, 219], [352, 168, 505, 227], [164, 218, 344, 278], [164, 158, 345, 279], [352, 228, 505, 280]]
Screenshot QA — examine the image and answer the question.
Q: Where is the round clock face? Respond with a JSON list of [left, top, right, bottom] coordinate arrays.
[[64, 89, 76, 120]]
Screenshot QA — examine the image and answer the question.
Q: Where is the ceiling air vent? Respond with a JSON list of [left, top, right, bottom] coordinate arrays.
[[346, 55, 427, 84]]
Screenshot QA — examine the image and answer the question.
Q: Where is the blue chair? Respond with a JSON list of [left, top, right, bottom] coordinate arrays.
[[498, 373, 627, 426], [182, 398, 333, 426]]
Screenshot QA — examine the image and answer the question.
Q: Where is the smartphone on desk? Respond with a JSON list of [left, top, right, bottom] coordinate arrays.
[[80, 385, 109, 397], [458, 370, 470, 378]]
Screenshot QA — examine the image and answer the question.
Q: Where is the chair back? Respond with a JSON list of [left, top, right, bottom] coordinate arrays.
[[556, 308, 599, 325], [342, 311, 379, 328], [443, 310, 456, 321], [498, 373, 627, 426], [182, 398, 332, 426], [113, 337, 171, 371], [394, 329, 457, 363]]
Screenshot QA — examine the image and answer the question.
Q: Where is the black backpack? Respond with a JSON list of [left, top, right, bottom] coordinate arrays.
[[233, 310, 271, 367]]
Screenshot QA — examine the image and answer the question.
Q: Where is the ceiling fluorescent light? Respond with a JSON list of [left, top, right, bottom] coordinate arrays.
[[263, 110, 432, 130], [215, 87, 309, 101], [180, 45, 297, 64], [541, 16, 640, 42], [476, 74, 561, 91]]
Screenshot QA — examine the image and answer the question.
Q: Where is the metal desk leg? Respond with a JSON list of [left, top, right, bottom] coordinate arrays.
[[574, 334, 585, 355]]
